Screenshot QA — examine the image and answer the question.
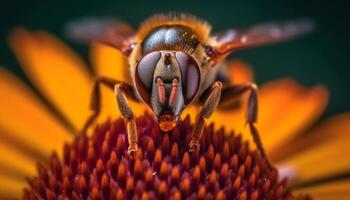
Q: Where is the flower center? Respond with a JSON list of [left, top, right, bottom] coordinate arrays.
[[23, 113, 311, 199]]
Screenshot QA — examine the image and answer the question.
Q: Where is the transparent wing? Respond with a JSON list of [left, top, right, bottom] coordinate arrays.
[[212, 19, 314, 56], [64, 17, 135, 55]]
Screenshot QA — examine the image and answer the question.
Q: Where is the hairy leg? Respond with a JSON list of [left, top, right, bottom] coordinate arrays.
[[189, 81, 222, 152], [82, 77, 139, 157], [82, 77, 136, 133], [220, 83, 274, 169], [114, 84, 138, 157]]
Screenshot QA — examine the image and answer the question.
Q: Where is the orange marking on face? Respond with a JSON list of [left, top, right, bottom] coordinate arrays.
[[157, 78, 166, 104], [169, 79, 179, 107]]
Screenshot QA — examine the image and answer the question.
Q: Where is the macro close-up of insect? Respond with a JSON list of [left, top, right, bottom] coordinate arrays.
[[2, 1, 350, 199], [69, 14, 313, 166]]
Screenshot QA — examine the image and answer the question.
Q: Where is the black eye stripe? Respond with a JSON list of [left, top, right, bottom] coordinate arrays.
[[135, 51, 161, 103], [175, 52, 200, 104]]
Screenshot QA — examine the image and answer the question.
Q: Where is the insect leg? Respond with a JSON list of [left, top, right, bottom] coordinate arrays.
[[189, 81, 222, 152], [220, 83, 274, 169], [82, 77, 136, 133], [114, 84, 139, 158]]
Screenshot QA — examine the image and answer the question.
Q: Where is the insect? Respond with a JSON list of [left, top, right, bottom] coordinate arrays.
[[71, 13, 313, 167]]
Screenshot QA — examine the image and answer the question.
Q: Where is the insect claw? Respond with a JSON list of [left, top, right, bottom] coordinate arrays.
[[188, 138, 200, 153], [127, 143, 138, 159]]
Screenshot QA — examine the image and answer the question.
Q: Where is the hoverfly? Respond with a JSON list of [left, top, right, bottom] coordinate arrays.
[[70, 13, 313, 167]]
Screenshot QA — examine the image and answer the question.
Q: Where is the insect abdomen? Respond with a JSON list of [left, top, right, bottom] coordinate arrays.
[[141, 25, 199, 55]]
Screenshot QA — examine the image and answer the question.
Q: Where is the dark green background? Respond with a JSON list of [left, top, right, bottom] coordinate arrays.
[[1, 0, 349, 119]]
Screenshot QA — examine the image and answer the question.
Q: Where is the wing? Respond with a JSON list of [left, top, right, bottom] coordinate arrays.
[[209, 19, 314, 61], [64, 17, 135, 55]]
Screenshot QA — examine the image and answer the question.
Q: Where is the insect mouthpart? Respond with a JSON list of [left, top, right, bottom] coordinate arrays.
[[156, 77, 180, 132], [159, 111, 177, 132]]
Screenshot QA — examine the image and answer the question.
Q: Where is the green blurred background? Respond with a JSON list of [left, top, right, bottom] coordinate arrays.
[[1, 0, 349, 119]]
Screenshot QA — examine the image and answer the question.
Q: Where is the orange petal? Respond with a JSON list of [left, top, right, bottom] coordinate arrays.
[[257, 79, 328, 153], [0, 174, 26, 199], [9, 28, 93, 130], [181, 105, 199, 123], [208, 79, 328, 151], [272, 112, 350, 161], [90, 43, 131, 83], [294, 179, 350, 200], [229, 59, 254, 84], [0, 68, 72, 159], [0, 138, 39, 179], [276, 113, 350, 185], [208, 103, 246, 135], [0, 140, 36, 180]]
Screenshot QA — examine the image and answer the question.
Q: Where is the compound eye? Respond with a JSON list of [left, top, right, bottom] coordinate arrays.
[[175, 51, 200, 104], [135, 51, 161, 103]]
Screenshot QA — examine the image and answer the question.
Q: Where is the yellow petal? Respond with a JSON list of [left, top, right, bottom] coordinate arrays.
[[294, 179, 350, 200], [0, 174, 26, 199], [9, 28, 93, 130], [90, 43, 147, 123], [0, 68, 72, 159], [276, 113, 350, 185]]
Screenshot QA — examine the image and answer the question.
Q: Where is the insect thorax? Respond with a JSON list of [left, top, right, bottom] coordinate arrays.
[[141, 25, 200, 55]]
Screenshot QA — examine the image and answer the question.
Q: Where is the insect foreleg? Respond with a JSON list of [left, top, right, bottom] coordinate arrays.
[[114, 84, 138, 158], [219, 83, 274, 170], [82, 77, 135, 133], [189, 81, 222, 152]]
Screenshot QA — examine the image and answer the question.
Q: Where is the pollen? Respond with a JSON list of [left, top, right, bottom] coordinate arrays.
[[23, 113, 311, 199]]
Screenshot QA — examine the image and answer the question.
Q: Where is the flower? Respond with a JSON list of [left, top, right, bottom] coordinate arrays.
[[0, 29, 349, 199], [23, 114, 311, 200]]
